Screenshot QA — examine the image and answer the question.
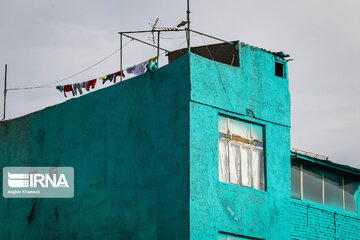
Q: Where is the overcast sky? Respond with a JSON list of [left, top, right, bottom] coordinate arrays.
[[0, 0, 359, 168]]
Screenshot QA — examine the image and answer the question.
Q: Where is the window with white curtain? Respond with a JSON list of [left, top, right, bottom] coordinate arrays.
[[218, 115, 265, 191]]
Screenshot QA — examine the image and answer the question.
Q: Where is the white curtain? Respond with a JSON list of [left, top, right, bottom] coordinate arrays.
[[240, 145, 252, 187], [229, 118, 251, 138], [253, 148, 264, 190], [219, 139, 229, 183], [252, 124, 263, 141], [218, 116, 228, 133], [229, 143, 241, 185]]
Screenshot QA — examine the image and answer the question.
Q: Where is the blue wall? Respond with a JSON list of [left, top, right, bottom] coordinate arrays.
[[189, 49, 291, 240], [190, 45, 290, 127], [0, 54, 190, 239], [291, 199, 360, 240], [1, 43, 359, 240]]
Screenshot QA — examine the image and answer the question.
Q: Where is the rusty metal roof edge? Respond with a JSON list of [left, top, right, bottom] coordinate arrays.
[[238, 41, 290, 59], [291, 148, 360, 176], [169, 40, 290, 59]]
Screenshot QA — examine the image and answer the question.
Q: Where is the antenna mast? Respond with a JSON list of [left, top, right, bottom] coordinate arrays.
[[3, 64, 7, 120], [187, 0, 190, 51]]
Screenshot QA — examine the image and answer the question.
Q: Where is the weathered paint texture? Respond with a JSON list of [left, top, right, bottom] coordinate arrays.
[[189, 49, 291, 240], [0, 54, 190, 239], [291, 199, 360, 240], [0, 43, 359, 240]]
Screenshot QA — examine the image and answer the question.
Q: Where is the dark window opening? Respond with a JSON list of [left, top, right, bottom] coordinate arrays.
[[275, 61, 284, 78]]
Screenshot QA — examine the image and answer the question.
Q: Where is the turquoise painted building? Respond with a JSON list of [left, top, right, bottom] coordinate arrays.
[[0, 42, 359, 239]]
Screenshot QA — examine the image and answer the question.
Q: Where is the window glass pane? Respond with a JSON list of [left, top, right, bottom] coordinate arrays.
[[303, 163, 323, 205], [253, 148, 264, 190], [229, 118, 251, 139], [252, 124, 263, 142], [219, 116, 228, 133], [240, 145, 252, 187], [218, 116, 265, 191], [219, 139, 229, 183], [344, 174, 358, 213], [291, 160, 301, 199], [229, 143, 241, 185], [324, 169, 343, 209]]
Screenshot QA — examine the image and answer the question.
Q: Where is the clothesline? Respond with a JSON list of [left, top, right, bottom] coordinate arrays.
[[7, 44, 169, 93], [7, 39, 135, 91], [56, 56, 159, 98]]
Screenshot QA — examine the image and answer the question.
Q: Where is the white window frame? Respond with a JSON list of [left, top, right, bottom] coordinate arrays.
[[218, 116, 265, 191]]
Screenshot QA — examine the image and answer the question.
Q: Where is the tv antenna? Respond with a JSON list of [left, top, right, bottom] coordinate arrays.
[[148, 18, 160, 44], [176, 0, 190, 51], [186, 0, 190, 50]]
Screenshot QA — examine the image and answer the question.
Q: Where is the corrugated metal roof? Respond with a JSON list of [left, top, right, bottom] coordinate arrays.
[[291, 148, 360, 176], [291, 148, 329, 160], [238, 41, 290, 59], [168, 40, 290, 60]]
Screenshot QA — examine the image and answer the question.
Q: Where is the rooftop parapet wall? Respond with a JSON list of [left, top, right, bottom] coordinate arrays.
[[189, 45, 290, 127]]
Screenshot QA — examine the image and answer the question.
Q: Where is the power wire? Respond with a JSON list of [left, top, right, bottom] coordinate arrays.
[[160, 34, 197, 40], [201, 36, 251, 138], [7, 39, 134, 91], [200, 35, 235, 112]]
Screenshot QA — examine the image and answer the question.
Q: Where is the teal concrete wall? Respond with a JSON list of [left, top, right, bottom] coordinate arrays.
[[189, 49, 291, 240], [1, 44, 359, 240], [190, 46, 290, 127], [0, 54, 190, 239], [291, 199, 360, 240]]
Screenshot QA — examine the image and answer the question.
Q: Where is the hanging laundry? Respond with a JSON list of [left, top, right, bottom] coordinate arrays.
[[81, 81, 88, 89], [102, 73, 115, 84], [81, 81, 88, 92], [133, 62, 147, 76], [146, 60, 158, 72], [56, 85, 64, 92], [99, 75, 107, 80], [62, 84, 75, 98], [73, 83, 82, 95], [126, 66, 136, 74], [148, 56, 158, 63], [86, 79, 97, 91], [114, 70, 125, 83]]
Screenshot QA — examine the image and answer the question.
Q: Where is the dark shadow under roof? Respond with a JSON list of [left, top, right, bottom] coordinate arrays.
[[291, 148, 360, 176], [167, 41, 240, 66]]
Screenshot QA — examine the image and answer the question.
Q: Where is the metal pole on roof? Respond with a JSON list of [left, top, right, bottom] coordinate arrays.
[[2, 64, 7, 121], [120, 33, 123, 82], [122, 33, 170, 52], [157, 31, 160, 67], [189, 29, 235, 45], [187, 0, 190, 52]]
